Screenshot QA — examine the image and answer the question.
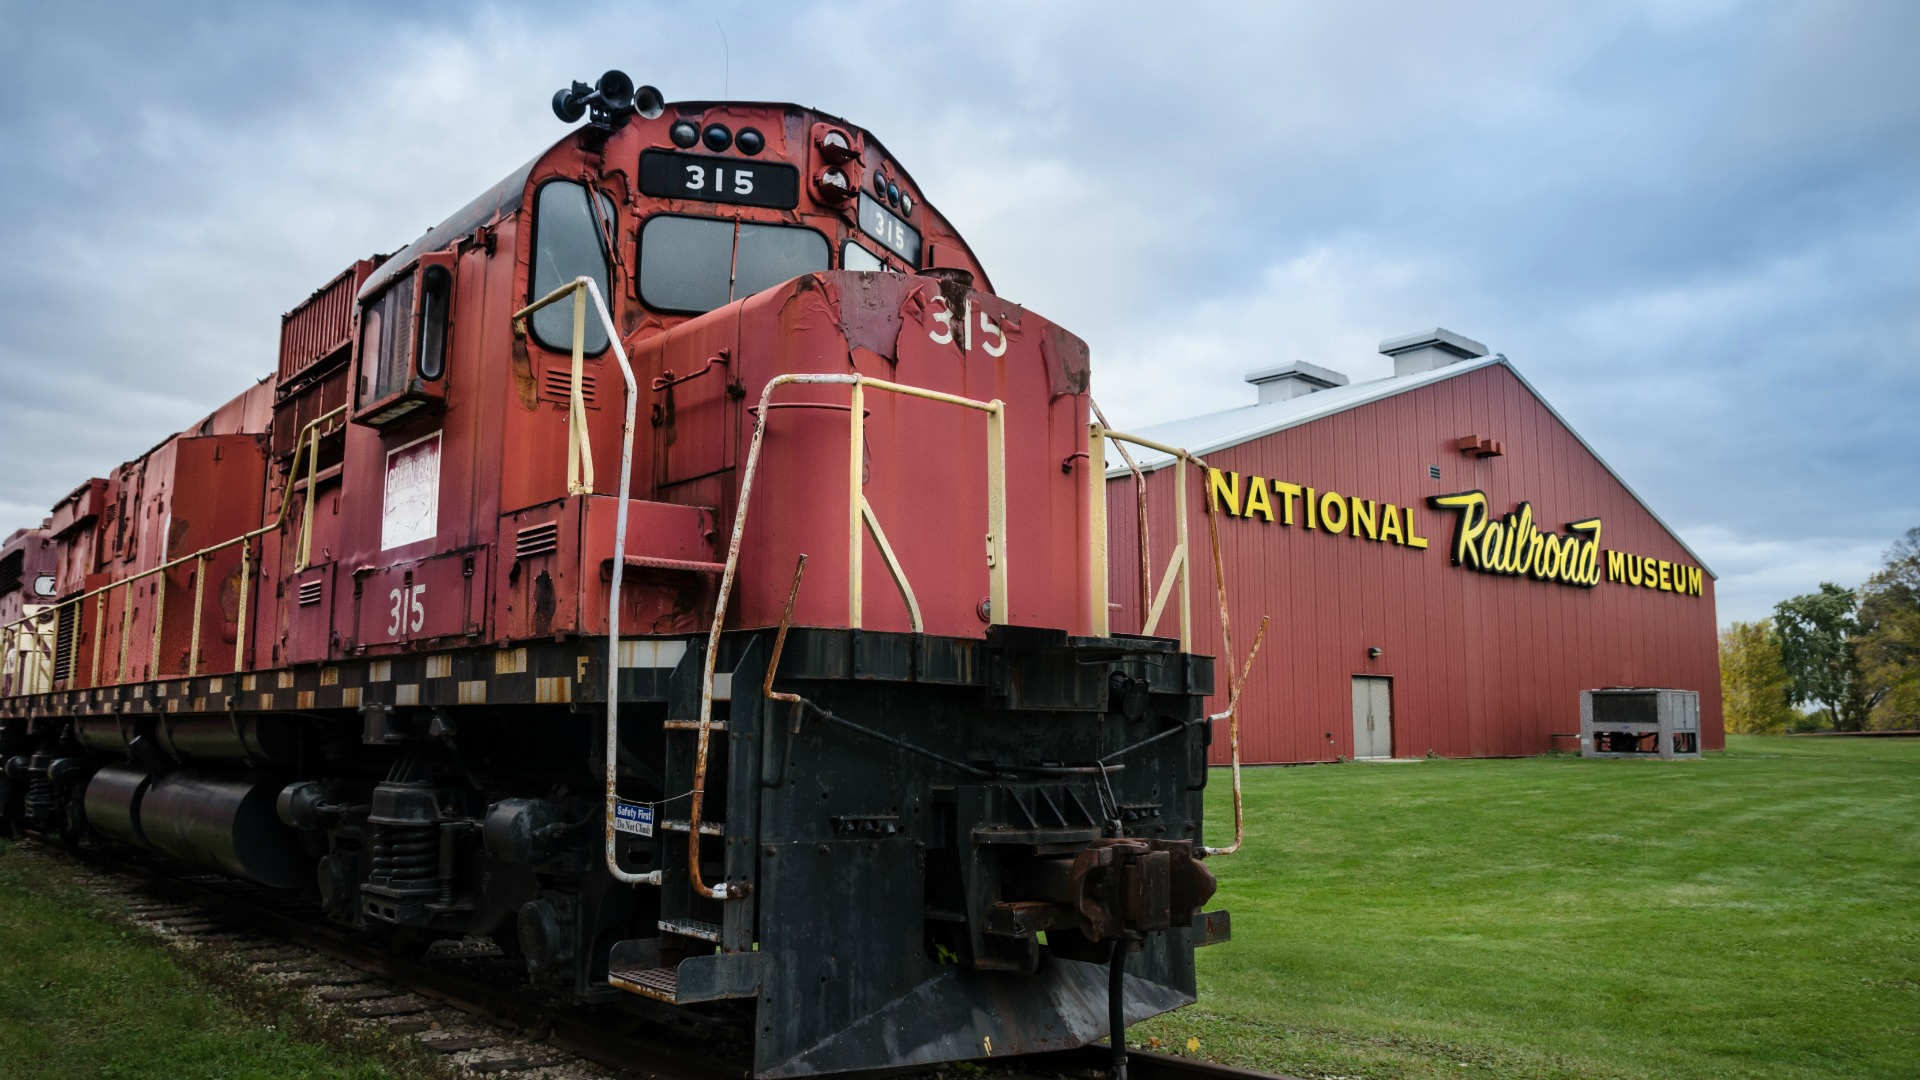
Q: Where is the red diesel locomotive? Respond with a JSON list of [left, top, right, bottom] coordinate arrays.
[[0, 73, 1249, 1077]]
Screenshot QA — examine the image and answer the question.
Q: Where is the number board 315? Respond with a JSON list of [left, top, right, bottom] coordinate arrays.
[[639, 150, 799, 210]]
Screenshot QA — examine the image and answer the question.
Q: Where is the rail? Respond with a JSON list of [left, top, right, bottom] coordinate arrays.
[[1084, 423, 1264, 858], [0, 405, 348, 690], [685, 372, 1008, 899], [512, 276, 649, 888]]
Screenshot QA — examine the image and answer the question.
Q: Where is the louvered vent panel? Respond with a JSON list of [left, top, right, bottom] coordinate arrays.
[[52, 605, 76, 682], [278, 265, 363, 385], [540, 369, 597, 407], [516, 522, 560, 559], [298, 579, 325, 606]]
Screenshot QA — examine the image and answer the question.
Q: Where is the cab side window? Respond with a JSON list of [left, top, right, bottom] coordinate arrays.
[[529, 180, 615, 353], [359, 274, 416, 407]]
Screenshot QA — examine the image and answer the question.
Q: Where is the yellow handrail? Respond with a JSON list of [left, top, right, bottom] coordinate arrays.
[[0, 403, 348, 691], [1084, 422, 1265, 858], [1088, 423, 1196, 649], [684, 372, 1007, 902], [512, 283, 597, 495]]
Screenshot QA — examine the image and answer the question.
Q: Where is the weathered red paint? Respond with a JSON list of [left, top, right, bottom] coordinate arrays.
[[1107, 362, 1725, 763], [9, 100, 1094, 694]]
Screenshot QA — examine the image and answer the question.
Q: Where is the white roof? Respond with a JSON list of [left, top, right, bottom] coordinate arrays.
[[1101, 354, 1716, 577]]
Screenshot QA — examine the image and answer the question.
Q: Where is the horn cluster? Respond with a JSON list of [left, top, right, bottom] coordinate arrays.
[[552, 70, 664, 130]]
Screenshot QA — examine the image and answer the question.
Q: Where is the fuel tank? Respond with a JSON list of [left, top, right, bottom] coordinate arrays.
[[81, 767, 306, 888]]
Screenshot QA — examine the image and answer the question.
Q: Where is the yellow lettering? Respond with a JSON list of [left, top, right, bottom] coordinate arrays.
[[1569, 520, 1602, 584], [1320, 490, 1348, 534], [1379, 504, 1405, 545], [1305, 486, 1318, 530], [1688, 565, 1703, 595], [1243, 477, 1274, 522], [1207, 469, 1241, 517], [1351, 497, 1378, 541], [1405, 506, 1429, 549], [1607, 549, 1625, 582], [1273, 481, 1302, 525], [1628, 556, 1643, 586], [1538, 534, 1562, 580], [1481, 520, 1505, 570], [1427, 491, 1488, 567], [1659, 560, 1672, 591], [1510, 504, 1536, 573]]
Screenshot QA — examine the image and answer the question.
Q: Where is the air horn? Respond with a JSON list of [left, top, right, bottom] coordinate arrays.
[[553, 70, 664, 129]]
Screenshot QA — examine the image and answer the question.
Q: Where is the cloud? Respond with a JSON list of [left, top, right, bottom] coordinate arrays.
[[1688, 525, 1889, 624], [0, 0, 1914, 629]]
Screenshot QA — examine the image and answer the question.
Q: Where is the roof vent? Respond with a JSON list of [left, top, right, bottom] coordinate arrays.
[[1244, 360, 1350, 404], [1380, 328, 1487, 377]]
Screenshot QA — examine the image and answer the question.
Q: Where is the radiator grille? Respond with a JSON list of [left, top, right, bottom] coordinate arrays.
[[278, 264, 366, 385], [515, 522, 560, 559], [298, 579, 325, 606], [52, 604, 76, 682], [540, 368, 597, 407]]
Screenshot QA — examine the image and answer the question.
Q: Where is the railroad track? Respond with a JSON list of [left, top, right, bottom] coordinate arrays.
[[23, 839, 1296, 1080]]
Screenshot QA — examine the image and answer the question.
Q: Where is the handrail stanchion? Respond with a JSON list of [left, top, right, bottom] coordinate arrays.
[[1173, 456, 1191, 650], [295, 421, 322, 572], [1092, 400, 1153, 631], [90, 592, 105, 688], [515, 276, 645, 887], [985, 402, 1008, 624], [149, 567, 166, 677], [1202, 615, 1267, 857], [847, 380, 865, 627], [188, 555, 207, 677], [1087, 423, 1109, 636], [115, 579, 134, 684], [233, 536, 252, 673]]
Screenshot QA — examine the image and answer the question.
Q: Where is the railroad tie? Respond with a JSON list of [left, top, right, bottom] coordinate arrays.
[[464, 1057, 533, 1074], [349, 998, 429, 1018], [317, 985, 398, 1003], [419, 1036, 500, 1054]]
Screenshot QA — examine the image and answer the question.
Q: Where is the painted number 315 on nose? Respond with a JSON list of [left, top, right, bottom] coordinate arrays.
[[927, 295, 1007, 357]]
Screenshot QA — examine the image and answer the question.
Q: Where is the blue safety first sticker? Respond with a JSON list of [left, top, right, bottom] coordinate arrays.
[[614, 801, 654, 837]]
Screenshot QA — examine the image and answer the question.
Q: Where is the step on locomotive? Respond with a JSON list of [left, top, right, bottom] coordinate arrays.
[[0, 71, 1252, 1078]]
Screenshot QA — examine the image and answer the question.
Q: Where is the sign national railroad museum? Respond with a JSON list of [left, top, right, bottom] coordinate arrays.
[[1205, 469, 1704, 598]]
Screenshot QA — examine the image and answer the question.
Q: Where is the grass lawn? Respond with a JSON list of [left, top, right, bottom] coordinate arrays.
[[0, 842, 409, 1080], [1134, 736, 1920, 1080]]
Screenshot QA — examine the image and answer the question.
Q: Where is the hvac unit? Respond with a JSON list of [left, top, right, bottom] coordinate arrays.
[[1579, 688, 1701, 760]]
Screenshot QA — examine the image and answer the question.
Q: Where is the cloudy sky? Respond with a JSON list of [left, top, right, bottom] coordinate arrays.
[[1, 1, 1914, 624]]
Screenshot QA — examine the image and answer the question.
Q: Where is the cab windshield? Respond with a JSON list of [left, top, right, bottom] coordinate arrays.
[[639, 216, 828, 314]]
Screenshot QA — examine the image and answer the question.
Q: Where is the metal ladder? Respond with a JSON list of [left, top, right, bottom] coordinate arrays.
[[606, 640, 763, 1005]]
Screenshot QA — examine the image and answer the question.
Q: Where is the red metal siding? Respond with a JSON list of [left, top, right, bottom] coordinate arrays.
[[1107, 363, 1724, 763]]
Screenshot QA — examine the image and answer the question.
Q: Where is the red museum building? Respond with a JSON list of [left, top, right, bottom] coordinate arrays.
[[1106, 329, 1723, 764]]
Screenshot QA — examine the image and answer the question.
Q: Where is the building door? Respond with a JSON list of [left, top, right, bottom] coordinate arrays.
[[1352, 676, 1393, 760]]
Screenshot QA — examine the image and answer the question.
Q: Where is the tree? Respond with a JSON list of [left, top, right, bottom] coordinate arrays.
[[1719, 619, 1796, 734], [1773, 583, 1875, 731], [1856, 527, 1920, 730]]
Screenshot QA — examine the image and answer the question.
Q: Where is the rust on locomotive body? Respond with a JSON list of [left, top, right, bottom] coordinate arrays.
[[0, 72, 1236, 1079]]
